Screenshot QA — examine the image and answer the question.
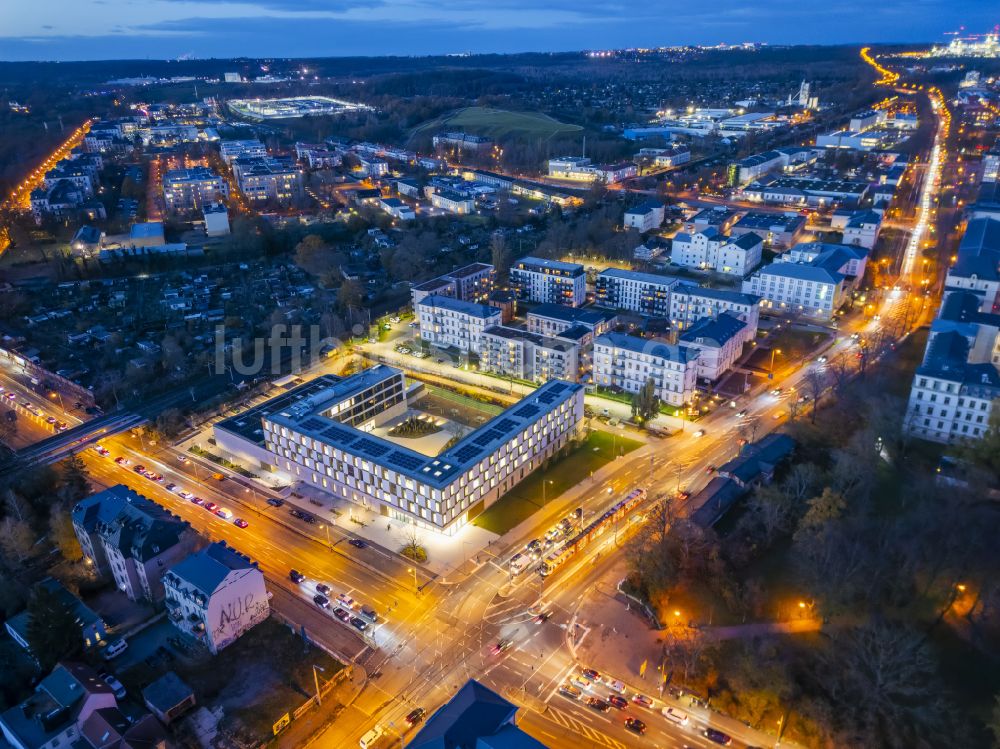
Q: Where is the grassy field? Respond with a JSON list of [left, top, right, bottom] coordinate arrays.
[[411, 106, 582, 141], [473, 430, 642, 535]]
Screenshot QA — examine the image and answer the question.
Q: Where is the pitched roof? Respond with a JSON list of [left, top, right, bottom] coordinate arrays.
[[166, 542, 255, 597], [595, 333, 696, 364], [408, 680, 541, 749], [679, 312, 747, 347], [72, 485, 190, 562]]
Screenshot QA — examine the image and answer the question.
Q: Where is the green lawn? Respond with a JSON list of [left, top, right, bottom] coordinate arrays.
[[411, 106, 582, 141], [473, 430, 642, 535]]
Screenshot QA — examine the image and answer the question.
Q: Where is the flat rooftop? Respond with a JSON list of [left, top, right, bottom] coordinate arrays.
[[220, 365, 582, 488], [514, 256, 585, 275]]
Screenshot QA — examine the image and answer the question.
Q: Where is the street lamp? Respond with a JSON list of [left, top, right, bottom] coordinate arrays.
[[541, 479, 554, 506], [769, 348, 782, 380], [312, 664, 325, 706], [318, 523, 332, 550], [407, 567, 418, 592]]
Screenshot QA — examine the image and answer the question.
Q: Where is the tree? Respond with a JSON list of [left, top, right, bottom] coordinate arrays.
[[337, 278, 364, 315], [795, 487, 847, 540], [803, 368, 827, 423], [0, 516, 35, 564], [49, 506, 82, 562], [26, 583, 82, 671], [957, 403, 1000, 482], [631, 377, 659, 423], [811, 621, 967, 748], [58, 453, 90, 505], [490, 232, 511, 284]]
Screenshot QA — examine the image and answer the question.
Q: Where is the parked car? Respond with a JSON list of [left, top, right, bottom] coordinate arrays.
[[607, 695, 627, 710], [586, 698, 611, 713], [102, 674, 126, 698], [101, 639, 128, 661], [348, 538, 367, 549], [333, 608, 350, 622], [267, 498, 285, 507], [632, 694, 654, 708], [559, 684, 582, 700], [350, 617, 368, 631], [404, 708, 425, 725]]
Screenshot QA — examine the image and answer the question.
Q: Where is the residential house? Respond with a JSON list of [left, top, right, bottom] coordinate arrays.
[[163, 542, 269, 655]]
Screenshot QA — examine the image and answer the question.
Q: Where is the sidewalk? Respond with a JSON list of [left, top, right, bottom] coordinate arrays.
[[275, 666, 367, 749], [569, 567, 805, 749]]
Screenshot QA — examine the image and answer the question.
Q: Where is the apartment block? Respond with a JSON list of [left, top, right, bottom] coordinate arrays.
[[593, 333, 699, 406], [164, 542, 269, 654], [480, 326, 580, 383], [163, 167, 227, 212], [595, 268, 681, 317], [72, 485, 202, 603], [668, 284, 762, 334], [417, 294, 502, 354], [510, 257, 586, 307], [671, 228, 763, 276], [742, 243, 866, 319], [232, 157, 303, 205], [624, 200, 666, 232], [220, 139, 267, 165], [678, 312, 749, 381]]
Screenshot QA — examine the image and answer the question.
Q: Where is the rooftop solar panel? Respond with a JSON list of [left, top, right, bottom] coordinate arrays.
[[354, 438, 391, 458], [512, 405, 539, 419], [321, 425, 358, 444], [388, 452, 424, 471]]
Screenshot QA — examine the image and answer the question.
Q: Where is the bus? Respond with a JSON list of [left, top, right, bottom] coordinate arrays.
[[539, 489, 646, 577]]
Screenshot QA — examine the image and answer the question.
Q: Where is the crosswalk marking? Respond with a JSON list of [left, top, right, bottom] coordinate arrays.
[[544, 706, 628, 749]]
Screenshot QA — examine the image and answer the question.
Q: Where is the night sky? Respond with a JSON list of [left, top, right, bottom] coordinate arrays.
[[2, 0, 998, 61]]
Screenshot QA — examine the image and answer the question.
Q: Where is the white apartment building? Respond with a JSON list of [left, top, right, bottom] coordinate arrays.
[[480, 326, 580, 383], [832, 209, 882, 249], [71, 485, 202, 603], [163, 167, 228, 213], [742, 245, 861, 319], [220, 139, 267, 165], [904, 218, 1000, 443], [595, 268, 680, 317], [232, 157, 303, 205], [417, 294, 501, 354], [594, 333, 699, 406], [671, 228, 763, 276], [214, 366, 584, 534], [510, 257, 586, 307], [678, 312, 748, 381], [943, 218, 1000, 313], [624, 201, 665, 232], [379, 197, 416, 221], [653, 145, 691, 168], [903, 293, 1000, 443], [668, 284, 762, 334], [526, 304, 618, 339], [164, 542, 269, 655], [431, 189, 475, 214]]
